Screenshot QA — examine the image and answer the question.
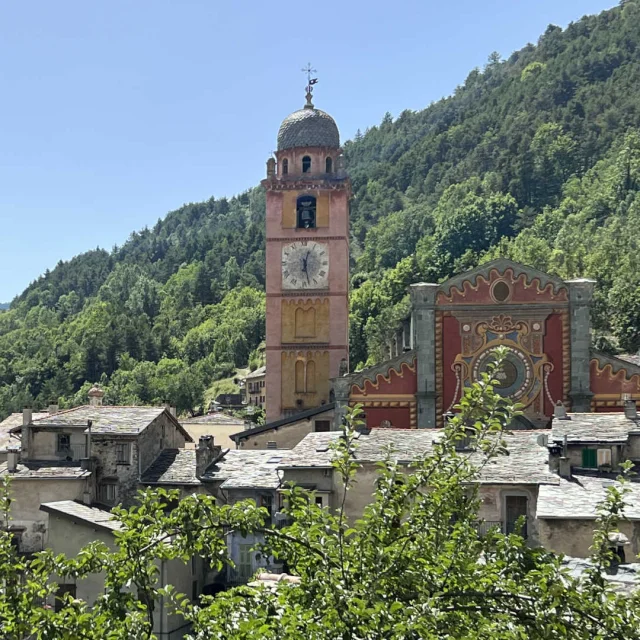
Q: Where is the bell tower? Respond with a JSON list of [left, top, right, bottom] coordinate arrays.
[[262, 77, 350, 422]]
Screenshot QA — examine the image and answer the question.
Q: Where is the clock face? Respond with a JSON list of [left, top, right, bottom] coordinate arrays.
[[281, 240, 329, 290]]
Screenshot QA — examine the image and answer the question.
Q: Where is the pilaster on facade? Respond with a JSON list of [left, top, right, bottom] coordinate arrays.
[[331, 376, 351, 431], [410, 283, 439, 428], [566, 278, 596, 412]]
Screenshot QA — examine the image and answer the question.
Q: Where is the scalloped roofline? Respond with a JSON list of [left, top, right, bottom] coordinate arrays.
[[438, 258, 569, 297]]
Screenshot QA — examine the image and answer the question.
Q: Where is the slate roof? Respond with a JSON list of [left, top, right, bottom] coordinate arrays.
[[28, 405, 192, 439], [277, 107, 340, 151], [537, 474, 640, 520], [141, 449, 199, 485], [40, 500, 121, 533], [141, 449, 282, 490], [617, 354, 640, 367], [0, 412, 48, 451], [279, 429, 559, 486], [204, 450, 283, 490], [0, 412, 49, 430], [245, 366, 266, 380], [231, 403, 334, 442], [550, 413, 638, 444], [0, 460, 91, 480]]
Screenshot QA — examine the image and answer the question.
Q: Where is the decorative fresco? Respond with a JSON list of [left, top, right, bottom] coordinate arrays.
[[349, 356, 417, 428], [442, 312, 563, 420], [437, 266, 569, 306], [342, 259, 640, 430]]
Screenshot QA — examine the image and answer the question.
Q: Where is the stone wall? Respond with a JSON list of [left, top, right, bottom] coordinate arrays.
[[8, 478, 89, 553], [539, 518, 640, 559], [45, 514, 199, 639], [237, 413, 333, 450]]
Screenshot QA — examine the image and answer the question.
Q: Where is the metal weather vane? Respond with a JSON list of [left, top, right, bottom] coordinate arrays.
[[302, 63, 318, 107]]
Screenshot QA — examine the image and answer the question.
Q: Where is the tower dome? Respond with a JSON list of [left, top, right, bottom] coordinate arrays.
[[277, 105, 340, 151]]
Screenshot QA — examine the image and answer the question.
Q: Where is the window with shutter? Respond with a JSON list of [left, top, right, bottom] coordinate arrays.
[[582, 448, 597, 468]]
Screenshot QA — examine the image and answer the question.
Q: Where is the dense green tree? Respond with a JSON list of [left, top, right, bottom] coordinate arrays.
[[1, 357, 639, 638], [4, 3, 640, 417]]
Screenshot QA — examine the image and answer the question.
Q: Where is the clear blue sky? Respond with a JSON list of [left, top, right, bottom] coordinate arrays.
[[0, 0, 616, 301]]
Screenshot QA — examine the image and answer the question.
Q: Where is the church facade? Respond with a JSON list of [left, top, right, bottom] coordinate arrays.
[[253, 87, 640, 439], [262, 85, 350, 423], [334, 259, 640, 430]]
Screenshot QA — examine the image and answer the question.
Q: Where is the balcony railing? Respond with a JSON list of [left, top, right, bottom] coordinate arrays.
[[57, 444, 87, 461], [476, 520, 502, 537], [474, 519, 528, 539], [274, 513, 293, 529]]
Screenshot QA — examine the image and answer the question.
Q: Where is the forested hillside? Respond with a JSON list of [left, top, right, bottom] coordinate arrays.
[[2, 2, 640, 418]]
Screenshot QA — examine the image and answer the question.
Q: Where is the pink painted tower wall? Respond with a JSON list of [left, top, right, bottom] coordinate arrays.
[[262, 90, 350, 422]]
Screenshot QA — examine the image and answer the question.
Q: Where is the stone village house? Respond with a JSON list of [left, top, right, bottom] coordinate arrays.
[[0, 387, 192, 553], [141, 438, 284, 585], [273, 403, 640, 561]]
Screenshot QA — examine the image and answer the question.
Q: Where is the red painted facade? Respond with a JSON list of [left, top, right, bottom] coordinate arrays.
[[346, 261, 640, 429]]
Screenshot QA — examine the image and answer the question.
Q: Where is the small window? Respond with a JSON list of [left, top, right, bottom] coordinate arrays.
[[302, 156, 311, 173], [315, 420, 330, 433], [57, 434, 71, 452], [282, 158, 288, 175], [192, 580, 199, 601], [260, 494, 273, 522], [266, 441, 278, 449], [582, 448, 597, 469], [100, 483, 117, 505], [455, 434, 474, 451], [325, 157, 332, 173], [54, 584, 76, 612], [238, 544, 253, 580], [597, 448, 612, 466], [115, 443, 131, 465]]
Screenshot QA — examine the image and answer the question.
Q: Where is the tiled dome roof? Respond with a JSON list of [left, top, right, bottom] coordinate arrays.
[[277, 106, 340, 151]]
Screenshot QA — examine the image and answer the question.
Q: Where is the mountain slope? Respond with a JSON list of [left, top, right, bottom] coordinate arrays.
[[2, 2, 640, 418]]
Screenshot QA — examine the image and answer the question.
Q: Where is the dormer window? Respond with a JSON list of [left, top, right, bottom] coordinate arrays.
[[325, 157, 333, 173], [302, 156, 311, 173], [282, 158, 288, 175]]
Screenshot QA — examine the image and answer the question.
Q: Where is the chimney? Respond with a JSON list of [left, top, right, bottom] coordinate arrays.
[[559, 456, 572, 478], [553, 401, 568, 420], [624, 398, 637, 420], [21, 407, 32, 459], [170, 406, 177, 418], [559, 434, 571, 478], [88, 384, 104, 406], [7, 447, 19, 473], [196, 435, 222, 479], [47, 403, 59, 415]]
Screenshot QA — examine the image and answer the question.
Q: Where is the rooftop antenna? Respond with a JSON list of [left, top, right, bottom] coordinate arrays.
[[301, 62, 318, 108]]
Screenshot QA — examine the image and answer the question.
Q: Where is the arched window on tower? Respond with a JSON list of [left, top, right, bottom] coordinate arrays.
[[296, 195, 316, 229], [282, 158, 288, 175], [306, 360, 316, 393], [295, 360, 305, 393], [325, 157, 332, 173], [302, 156, 311, 173]]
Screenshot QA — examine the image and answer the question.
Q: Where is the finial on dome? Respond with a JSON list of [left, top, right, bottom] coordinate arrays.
[[301, 62, 318, 109]]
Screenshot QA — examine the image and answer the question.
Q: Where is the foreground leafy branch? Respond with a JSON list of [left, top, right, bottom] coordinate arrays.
[[1, 352, 639, 638]]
